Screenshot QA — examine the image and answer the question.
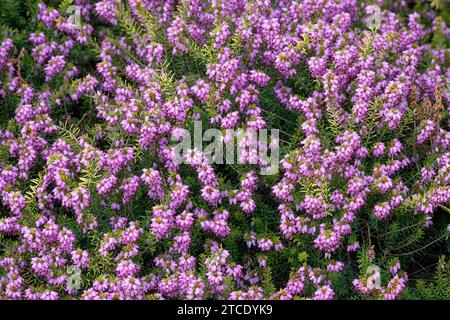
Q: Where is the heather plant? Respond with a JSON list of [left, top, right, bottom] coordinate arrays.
[[0, 0, 449, 300]]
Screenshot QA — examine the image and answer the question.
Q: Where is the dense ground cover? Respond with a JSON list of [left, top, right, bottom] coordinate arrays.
[[0, 0, 449, 300]]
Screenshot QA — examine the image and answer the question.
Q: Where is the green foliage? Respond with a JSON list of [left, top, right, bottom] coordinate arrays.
[[402, 256, 450, 300]]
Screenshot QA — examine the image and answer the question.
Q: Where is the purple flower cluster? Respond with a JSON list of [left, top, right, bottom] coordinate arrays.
[[0, 0, 448, 300]]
